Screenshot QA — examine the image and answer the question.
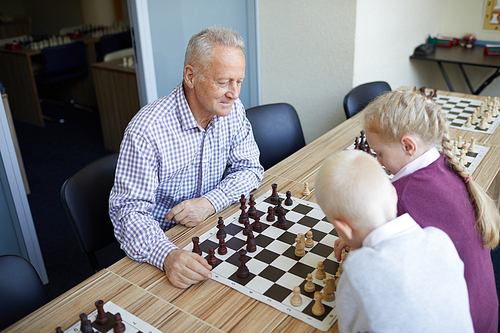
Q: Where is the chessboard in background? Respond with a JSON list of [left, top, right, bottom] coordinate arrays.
[[433, 95, 500, 134], [63, 300, 161, 333], [184, 189, 339, 331]]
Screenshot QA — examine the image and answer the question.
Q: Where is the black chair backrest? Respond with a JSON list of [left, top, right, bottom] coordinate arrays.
[[0, 255, 49, 330], [60, 153, 119, 272], [39, 41, 88, 84], [245, 103, 306, 170], [343, 81, 392, 119], [99, 30, 133, 61]]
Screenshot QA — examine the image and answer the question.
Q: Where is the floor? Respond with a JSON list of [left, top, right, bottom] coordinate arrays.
[[13, 102, 125, 300]]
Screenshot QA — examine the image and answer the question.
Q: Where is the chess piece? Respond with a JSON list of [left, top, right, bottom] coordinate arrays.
[[247, 194, 257, 218], [284, 191, 293, 206], [270, 183, 279, 203], [246, 232, 257, 252], [323, 275, 336, 302], [471, 112, 477, 125], [80, 313, 94, 333], [243, 218, 251, 236], [305, 230, 314, 247], [192, 237, 202, 255], [239, 204, 249, 224], [294, 233, 306, 257], [239, 194, 246, 209], [316, 261, 326, 280], [122, 57, 127, 67], [218, 237, 227, 255], [252, 214, 262, 231], [266, 206, 275, 222], [290, 286, 302, 306], [113, 312, 126, 333], [358, 130, 367, 151], [457, 136, 463, 148], [276, 202, 287, 229], [302, 182, 311, 196], [304, 273, 315, 292], [465, 117, 472, 127], [127, 56, 134, 67], [336, 263, 343, 278], [207, 248, 217, 266], [216, 217, 226, 240], [460, 149, 467, 167], [470, 137, 476, 152], [95, 299, 109, 325], [311, 291, 325, 316], [453, 140, 459, 154], [55, 327, 64, 333], [237, 249, 250, 278], [479, 116, 488, 130], [354, 137, 359, 149]]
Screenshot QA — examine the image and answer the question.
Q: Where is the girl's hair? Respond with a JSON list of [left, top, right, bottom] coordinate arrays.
[[363, 90, 500, 248]]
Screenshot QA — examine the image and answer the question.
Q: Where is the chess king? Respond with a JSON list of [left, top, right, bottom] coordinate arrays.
[[109, 27, 264, 288]]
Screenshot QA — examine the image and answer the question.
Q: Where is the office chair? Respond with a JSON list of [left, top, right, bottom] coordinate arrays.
[[61, 152, 122, 272], [99, 30, 132, 61], [36, 40, 90, 121], [0, 255, 50, 330], [245, 103, 306, 170], [343, 81, 392, 119]]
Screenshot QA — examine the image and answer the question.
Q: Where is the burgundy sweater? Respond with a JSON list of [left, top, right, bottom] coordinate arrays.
[[393, 155, 498, 333]]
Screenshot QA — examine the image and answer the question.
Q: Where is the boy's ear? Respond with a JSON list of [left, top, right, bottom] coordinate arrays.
[[332, 218, 354, 242], [401, 135, 417, 157]]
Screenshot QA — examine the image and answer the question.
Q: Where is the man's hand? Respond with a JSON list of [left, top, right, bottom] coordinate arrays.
[[165, 197, 216, 227], [334, 237, 349, 262], [163, 249, 212, 288]]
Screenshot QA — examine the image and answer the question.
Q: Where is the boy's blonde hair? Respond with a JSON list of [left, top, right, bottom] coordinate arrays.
[[363, 90, 500, 248], [315, 150, 397, 230]]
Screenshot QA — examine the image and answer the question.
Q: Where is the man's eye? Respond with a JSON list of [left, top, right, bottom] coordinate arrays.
[[218, 81, 229, 87]]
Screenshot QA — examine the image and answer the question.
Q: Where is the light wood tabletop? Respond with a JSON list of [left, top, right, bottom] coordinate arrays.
[[3, 88, 500, 333]]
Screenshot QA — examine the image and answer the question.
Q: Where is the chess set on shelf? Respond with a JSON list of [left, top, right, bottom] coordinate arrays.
[[184, 184, 342, 331]]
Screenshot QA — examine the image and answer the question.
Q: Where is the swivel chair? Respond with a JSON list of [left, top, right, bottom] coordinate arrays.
[[0, 255, 50, 330], [245, 103, 306, 170], [343, 81, 392, 119], [61, 152, 122, 272], [99, 30, 132, 61]]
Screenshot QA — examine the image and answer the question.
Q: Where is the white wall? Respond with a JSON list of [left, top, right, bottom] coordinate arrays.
[[353, 0, 444, 91], [259, 0, 356, 144]]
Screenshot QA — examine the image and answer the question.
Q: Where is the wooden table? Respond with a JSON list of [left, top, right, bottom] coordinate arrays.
[[0, 38, 99, 127], [92, 59, 140, 152], [410, 45, 500, 95], [4, 88, 500, 333]]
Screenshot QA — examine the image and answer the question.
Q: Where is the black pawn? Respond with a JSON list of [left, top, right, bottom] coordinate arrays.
[[270, 183, 279, 204], [207, 248, 217, 266], [284, 191, 293, 206], [95, 299, 109, 325], [218, 237, 227, 255], [237, 249, 249, 278], [266, 206, 275, 222], [113, 313, 125, 333], [354, 137, 359, 149], [243, 218, 251, 236], [252, 215, 262, 231], [359, 130, 367, 151], [192, 237, 202, 255], [216, 217, 226, 240], [80, 314, 94, 333], [247, 194, 257, 218], [247, 233, 256, 252]]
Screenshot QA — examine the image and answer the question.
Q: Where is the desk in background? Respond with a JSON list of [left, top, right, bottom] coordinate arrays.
[[410, 46, 500, 95], [0, 38, 99, 127], [92, 59, 139, 152], [4, 88, 500, 333]]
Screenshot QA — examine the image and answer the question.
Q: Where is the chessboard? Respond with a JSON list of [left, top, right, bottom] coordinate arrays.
[[433, 95, 500, 134], [184, 187, 340, 331], [63, 300, 161, 333]]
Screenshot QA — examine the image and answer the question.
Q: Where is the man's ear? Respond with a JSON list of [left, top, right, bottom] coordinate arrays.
[[333, 218, 354, 242], [184, 65, 195, 89], [401, 135, 417, 157]]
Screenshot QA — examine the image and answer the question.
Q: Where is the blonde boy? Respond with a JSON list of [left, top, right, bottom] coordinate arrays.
[[315, 150, 473, 333]]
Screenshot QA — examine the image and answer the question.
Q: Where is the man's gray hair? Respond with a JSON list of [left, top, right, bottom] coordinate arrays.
[[184, 26, 245, 74]]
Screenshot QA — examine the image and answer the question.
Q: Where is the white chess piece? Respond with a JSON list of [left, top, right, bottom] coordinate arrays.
[[495, 0, 500, 10], [465, 117, 472, 127], [491, 13, 500, 24], [469, 137, 476, 152]]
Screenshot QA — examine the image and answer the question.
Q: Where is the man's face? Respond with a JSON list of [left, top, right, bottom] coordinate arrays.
[[192, 45, 246, 118]]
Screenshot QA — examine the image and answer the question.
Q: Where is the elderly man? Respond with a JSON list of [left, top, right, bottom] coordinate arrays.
[[109, 27, 264, 288]]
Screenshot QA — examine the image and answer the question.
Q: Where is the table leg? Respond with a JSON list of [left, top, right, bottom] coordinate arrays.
[[437, 61, 454, 92], [473, 68, 500, 95]]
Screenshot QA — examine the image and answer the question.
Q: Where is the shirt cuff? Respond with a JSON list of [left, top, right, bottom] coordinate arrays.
[[148, 235, 179, 270], [203, 188, 229, 212]]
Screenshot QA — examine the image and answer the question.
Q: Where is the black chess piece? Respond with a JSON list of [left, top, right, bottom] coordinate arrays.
[[95, 299, 109, 325], [216, 217, 226, 240], [266, 206, 275, 222], [218, 237, 227, 255], [113, 313, 126, 333], [246, 233, 256, 252], [284, 191, 293, 206], [207, 248, 217, 266], [239, 194, 246, 209], [277, 205, 287, 229], [270, 183, 279, 203], [243, 218, 251, 235], [192, 237, 202, 255], [237, 249, 249, 278], [238, 205, 249, 224], [79, 314, 94, 333], [252, 215, 262, 231], [247, 194, 257, 218]]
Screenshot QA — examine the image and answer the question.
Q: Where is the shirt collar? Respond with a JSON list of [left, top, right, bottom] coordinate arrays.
[[362, 213, 420, 248], [391, 147, 440, 182], [176, 83, 221, 132]]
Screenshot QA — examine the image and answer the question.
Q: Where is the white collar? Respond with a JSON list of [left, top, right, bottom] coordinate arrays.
[[362, 213, 420, 248], [391, 147, 440, 182]]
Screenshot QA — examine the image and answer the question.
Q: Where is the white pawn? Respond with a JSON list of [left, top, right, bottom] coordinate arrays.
[[469, 137, 476, 152], [457, 136, 463, 148], [479, 116, 488, 130], [122, 57, 128, 67], [465, 117, 472, 127], [459, 149, 467, 167], [305, 230, 314, 248], [302, 182, 311, 196], [453, 141, 459, 154], [290, 286, 302, 306]]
